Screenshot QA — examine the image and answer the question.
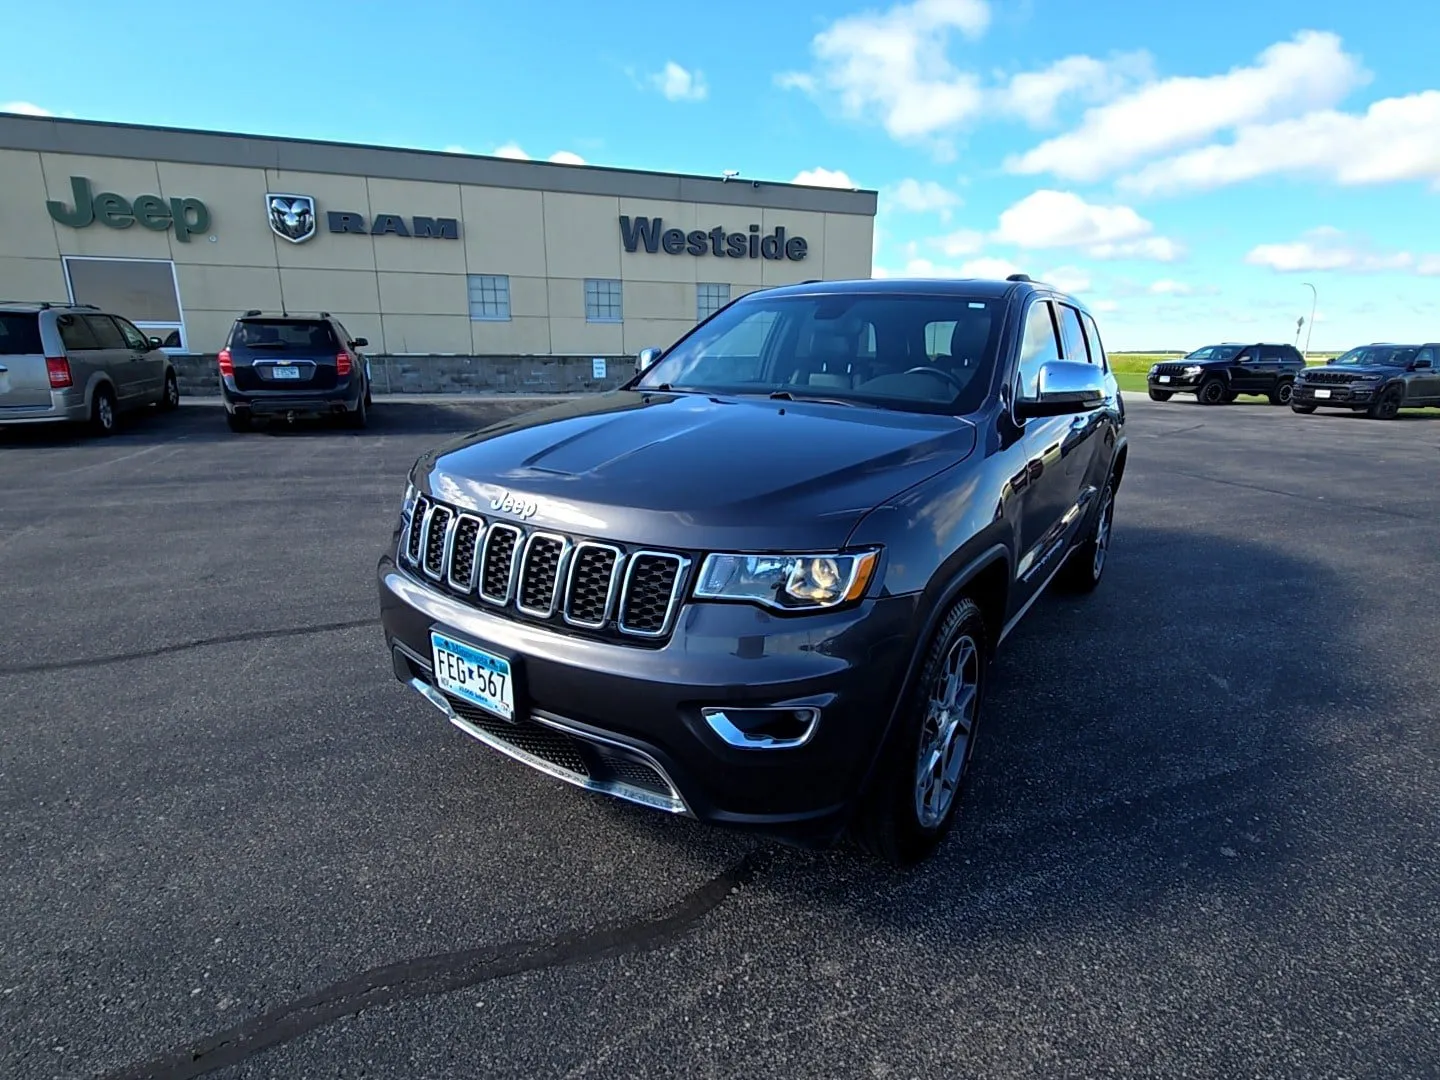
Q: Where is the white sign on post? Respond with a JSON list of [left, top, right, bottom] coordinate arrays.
[[592, 358, 607, 379]]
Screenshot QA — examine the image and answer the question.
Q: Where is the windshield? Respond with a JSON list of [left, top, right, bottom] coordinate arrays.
[[1332, 346, 1417, 367], [632, 293, 1003, 413], [230, 319, 339, 351], [1184, 345, 1242, 361]]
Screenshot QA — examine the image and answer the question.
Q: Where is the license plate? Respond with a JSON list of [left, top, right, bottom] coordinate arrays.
[[1314, 388, 1331, 398], [271, 365, 301, 380], [430, 632, 514, 721], [1158, 375, 1171, 383]]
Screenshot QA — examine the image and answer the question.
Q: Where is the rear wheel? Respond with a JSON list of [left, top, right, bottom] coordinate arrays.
[[1197, 377, 1228, 405], [854, 598, 988, 867], [90, 386, 117, 436], [1269, 380, 1294, 406], [1148, 388, 1172, 401], [225, 409, 251, 433], [1058, 478, 1115, 594], [344, 393, 368, 430], [1367, 387, 1403, 420], [159, 369, 180, 411]]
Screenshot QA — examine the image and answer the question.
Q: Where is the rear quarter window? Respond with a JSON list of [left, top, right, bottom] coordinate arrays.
[[0, 313, 44, 355]]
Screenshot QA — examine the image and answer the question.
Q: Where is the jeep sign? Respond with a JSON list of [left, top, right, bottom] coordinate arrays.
[[47, 176, 210, 242], [619, 216, 808, 261]]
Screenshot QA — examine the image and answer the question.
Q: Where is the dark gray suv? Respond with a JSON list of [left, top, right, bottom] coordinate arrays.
[[377, 276, 1128, 864]]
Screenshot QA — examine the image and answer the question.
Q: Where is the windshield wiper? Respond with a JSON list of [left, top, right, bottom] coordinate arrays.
[[243, 342, 290, 349], [767, 390, 858, 407]]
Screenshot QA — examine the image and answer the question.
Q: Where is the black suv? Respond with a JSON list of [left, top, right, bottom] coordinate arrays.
[[1292, 343, 1440, 419], [377, 276, 1128, 865], [1147, 342, 1306, 405], [218, 310, 372, 431]]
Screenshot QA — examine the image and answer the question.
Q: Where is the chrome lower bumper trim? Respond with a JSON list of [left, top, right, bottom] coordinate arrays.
[[407, 678, 690, 816]]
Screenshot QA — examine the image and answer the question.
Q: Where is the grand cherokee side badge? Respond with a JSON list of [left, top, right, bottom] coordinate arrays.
[[490, 491, 539, 519]]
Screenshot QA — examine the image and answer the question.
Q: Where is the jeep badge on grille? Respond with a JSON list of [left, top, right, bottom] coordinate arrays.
[[490, 491, 539, 519]]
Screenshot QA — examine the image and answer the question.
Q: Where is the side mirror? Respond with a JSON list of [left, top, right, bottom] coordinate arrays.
[[1014, 360, 1106, 418], [148, 336, 163, 349], [1411, 359, 1432, 371], [352, 337, 368, 348], [635, 346, 663, 374]]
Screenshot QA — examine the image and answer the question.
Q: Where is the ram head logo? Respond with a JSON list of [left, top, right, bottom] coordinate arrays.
[[266, 193, 317, 244]]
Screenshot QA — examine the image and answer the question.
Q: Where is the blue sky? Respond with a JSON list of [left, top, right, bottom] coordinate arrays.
[[4, 0, 1438, 350]]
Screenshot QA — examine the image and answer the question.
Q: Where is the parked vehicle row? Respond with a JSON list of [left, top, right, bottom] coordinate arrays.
[[1147, 340, 1439, 418]]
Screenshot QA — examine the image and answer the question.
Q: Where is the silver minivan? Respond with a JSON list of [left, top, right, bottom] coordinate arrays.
[[0, 301, 180, 435]]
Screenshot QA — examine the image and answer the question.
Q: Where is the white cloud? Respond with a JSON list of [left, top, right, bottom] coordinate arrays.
[[493, 143, 530, 160], [489, 143, 585, 165], [1244, 228, 1436, 274], [547, 151, 587, 166], [1148, 279, 1194, 296], [877, 254, 1023, 280], [1040, 265, 1091, 293], [0, 101, 51, 116], [1092, 299, 1120, 313], [932, 228, 985, 257], [883, 178, 962, 219], [995, 52, 1153, 126], [441, 144, 470, 154], [791, 167, 857, 188], [777, 0, 992, 145], [956, 256, 1025, 279], [993, 190, 1182, 261], [650, 61, 708, 102], [1120, 90, 1440, 196], [1006, 31, 1368, 182]]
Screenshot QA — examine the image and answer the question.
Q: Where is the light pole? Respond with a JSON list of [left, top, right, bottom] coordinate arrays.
[[1302, 282, 1317, 359]]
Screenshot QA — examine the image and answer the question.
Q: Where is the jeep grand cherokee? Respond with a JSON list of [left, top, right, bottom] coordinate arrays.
[[377, 277, 1128, 865]]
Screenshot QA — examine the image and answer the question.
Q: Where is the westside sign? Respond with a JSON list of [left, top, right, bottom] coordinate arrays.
[[47, 176, 210, 242], [620, 216, 808, 261]]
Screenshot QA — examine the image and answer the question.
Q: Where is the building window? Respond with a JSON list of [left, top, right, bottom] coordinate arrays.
[[697, 282, 731, 322], [584, 278, 622, 323], [63, 256, 187, 350], [467, 274, 511, 321]]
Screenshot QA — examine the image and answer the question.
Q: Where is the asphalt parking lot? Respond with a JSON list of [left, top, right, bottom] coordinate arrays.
[[2, 395, 1438, 1080]]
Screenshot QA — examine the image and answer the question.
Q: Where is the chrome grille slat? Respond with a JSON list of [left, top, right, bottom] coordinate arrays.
[[447, 514, 484, 593], [407, 497, 687, 640]]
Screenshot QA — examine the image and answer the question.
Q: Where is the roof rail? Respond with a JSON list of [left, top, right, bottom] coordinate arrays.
[[0, 299, 97, 309], [243, 308, 262, 317], [1005, 273, 1033, 283]]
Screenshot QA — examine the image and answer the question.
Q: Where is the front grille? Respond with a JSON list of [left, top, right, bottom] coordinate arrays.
[[1152, 363, 1189, 376], [517, 534, 567, 617], [423, 506, 452, 578], [447, 697, 590, 775], [1304, 370, 1364, 386], [400, 497, 690, 642], [619, 553, 684, 636], [447, 515, 483, 591]]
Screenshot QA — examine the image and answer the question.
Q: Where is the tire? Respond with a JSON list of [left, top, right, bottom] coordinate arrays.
[[1057, 478, 1115, 594], [1269, 380, 1295, 406], [158, 369, 180, 411], [90, 385, 117, 436], [344, 393, 368, 430], [1367, 387, 1404, 420], [1197, 377, 1228, 405], [1290, 403, 1316, 415], [364, 379, 373, 409], [854, 598, 988, 867], [1148, 388, 1172, 401], [225, 409, 251, 433]]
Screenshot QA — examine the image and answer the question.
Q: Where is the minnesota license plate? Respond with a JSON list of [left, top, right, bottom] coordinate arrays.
[[430, 631, 514, 721], [1158, 375, 1171, 383], [271, 365, 301, 380], [1314, 388, 1331, 398]]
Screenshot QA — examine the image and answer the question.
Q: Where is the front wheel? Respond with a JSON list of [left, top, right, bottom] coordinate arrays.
[[1197, 377, 1228, 405], [1291, 403, 1316, 415], [854, 598, 988, 867], [1367, 387, 1403, 420], [1058, 479, 1115, 594], [158, 369, 180, 411], [1269, 380, 1295, 406], [1148, 388, 1172, 401]]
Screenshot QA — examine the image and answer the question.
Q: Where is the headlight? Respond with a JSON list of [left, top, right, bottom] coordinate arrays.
[[1182, 365, 1202, 376], [694, 550, 881, 611], [400, 480, 419, 523], [1148, 365, 1158, 375]]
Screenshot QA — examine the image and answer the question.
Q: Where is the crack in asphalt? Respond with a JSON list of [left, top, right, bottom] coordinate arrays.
[[99, 853, 757, 1080], [0, 618, 377, 677]]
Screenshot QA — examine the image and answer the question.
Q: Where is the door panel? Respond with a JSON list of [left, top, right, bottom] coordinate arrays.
[[114, 316, 165, 400], [82, 315, 138, 403], [1410, 348, 1440, 402], [56, 314, 108, 402]]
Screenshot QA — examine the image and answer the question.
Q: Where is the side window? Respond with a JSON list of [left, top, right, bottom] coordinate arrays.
[[1080, 311, 1109, 373], [84, 315, 127, 349], [1057, 304, 1089, 363], [113, 317, 149, 351], [57, 314, 101, 352], [1016, 300, 1061, 399], [1234, 347, 1254, 363], [1416, 348, 1434, 369], [664, 308, 781, 385]]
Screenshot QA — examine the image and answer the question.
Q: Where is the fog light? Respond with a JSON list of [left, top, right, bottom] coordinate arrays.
[[701, 706, 820, 749]]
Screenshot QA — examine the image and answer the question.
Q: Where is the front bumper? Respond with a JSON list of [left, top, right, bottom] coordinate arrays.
[[1147, 375, 1201, 392], [377, 555, 919, 843], [1293, 384, 1375, 405], [221, 378, 360, 417]]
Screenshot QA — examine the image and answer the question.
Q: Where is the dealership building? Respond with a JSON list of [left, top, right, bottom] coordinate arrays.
[[0, 114, 877, 388]]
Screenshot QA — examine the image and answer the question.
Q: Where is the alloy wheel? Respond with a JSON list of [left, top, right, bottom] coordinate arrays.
[[1093, 488, 1115, 578], [914, 634, 980, 829]]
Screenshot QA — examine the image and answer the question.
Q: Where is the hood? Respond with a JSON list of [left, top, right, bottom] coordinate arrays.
[[1305, 363, 1400, 376], [417, 391, 977, 551]]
